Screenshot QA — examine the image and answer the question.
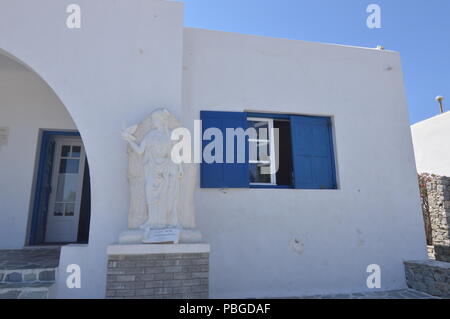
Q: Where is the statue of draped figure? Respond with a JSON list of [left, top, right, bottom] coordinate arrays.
[[119, 108, 201, 244]]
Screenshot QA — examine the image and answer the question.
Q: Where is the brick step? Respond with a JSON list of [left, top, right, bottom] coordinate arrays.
[[0, 282, 54, 299]]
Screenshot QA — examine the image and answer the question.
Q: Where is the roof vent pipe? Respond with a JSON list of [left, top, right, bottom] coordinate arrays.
[[436, 96, 444, 114]]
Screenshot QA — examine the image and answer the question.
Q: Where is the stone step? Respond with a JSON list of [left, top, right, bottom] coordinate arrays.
[[0, 248, 60, 299], [0, 268, 56, 284], [0, 282, 54, 299]]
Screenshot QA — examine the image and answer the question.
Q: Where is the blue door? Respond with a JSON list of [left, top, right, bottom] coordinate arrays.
[[29, 131, 90, 245], [29, 132, 56, 244]]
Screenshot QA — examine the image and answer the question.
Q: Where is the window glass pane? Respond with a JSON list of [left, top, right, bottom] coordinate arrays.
[[257, 141, 270, 162], [250, 163, 272, 184], [249, 120, 268, 130], [56, 175, 78, 202], [249, 141, 257, 162], [248, 121, 269, 140], [249, 141, 271, 162], [59, 159, 80, 174], [71, 146, 81, 158], [61, 145, 71, 157], [258, 127, 269, 140], [54, 203, 64, 216], [65, 203, 75, 216]]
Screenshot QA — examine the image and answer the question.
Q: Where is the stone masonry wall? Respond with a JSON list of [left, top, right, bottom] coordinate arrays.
[[106, 252, 209, 299], [423, 175, 450, 246], [405, 260, 450, 298], [434, 245, 450, 263]]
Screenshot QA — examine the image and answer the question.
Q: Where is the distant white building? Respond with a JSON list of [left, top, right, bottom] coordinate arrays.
[[0, 0, 427, 298], [411, 111, 450, 177]]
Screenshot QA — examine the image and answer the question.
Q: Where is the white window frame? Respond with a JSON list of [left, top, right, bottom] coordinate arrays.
[[247, 117, 277, 186], [45, 137, 86, 243]]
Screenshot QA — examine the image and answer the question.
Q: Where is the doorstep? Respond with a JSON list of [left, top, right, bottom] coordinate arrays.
[[0, 248, 60, 299]]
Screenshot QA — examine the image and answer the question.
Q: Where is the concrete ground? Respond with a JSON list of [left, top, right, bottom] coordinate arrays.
[[299, 289, 439, 299]]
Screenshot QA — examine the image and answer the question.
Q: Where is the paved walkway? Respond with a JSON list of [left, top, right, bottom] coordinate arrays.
[[0, 248, 60, 270], [0, 249, 442, 299], [299, 289, 439, 299]]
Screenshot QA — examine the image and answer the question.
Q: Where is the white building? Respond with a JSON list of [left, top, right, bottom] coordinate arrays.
[[0, 0, 427, 298], [411, 111, 450, 177]]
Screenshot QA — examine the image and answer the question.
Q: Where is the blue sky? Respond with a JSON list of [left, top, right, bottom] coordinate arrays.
[[181, 0, 450, 124]]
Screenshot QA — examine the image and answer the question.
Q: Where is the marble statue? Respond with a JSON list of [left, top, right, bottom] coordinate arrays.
[[119, 108, 201, 244]]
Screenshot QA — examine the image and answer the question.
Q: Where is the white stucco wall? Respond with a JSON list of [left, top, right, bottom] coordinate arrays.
[[0, 53, 77, 249], [0, 0, 184, 298], [0, 0, 427, 298], [183, 28, 427, 298], [411, 112, 450, 177]]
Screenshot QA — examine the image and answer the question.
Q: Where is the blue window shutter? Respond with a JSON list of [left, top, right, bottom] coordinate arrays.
[[290, 115, 336, 189], [200, 111, 250, 188]]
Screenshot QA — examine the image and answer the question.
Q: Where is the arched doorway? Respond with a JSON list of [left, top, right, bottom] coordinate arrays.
[[0, 51, 91, 247]]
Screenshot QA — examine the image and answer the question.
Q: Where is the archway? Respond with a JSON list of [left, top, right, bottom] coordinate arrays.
[[0, 50, 91, 247]]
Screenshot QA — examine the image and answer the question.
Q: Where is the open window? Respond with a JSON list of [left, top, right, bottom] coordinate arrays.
[[200, 111, 337, 190], [247, 117, 294, 187]]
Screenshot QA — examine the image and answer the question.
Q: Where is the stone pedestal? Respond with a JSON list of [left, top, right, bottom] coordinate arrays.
[[106, 244, 210, 299]]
